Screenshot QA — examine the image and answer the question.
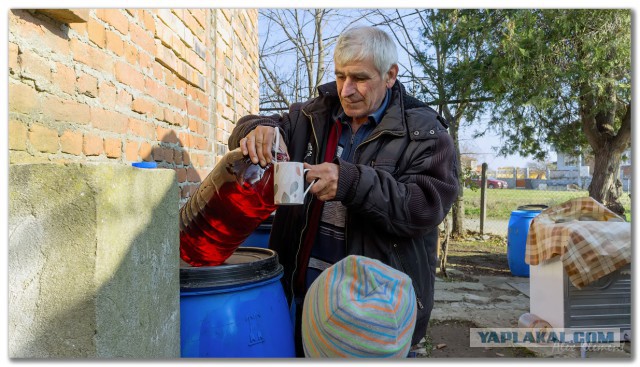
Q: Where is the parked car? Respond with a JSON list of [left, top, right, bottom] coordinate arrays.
[[467, 177, 509, 189]]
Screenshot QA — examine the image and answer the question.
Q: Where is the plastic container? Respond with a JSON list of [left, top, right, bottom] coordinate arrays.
[[179, 148, 287, 266], [518, 312, 552, 331], [132, 161, 158, 169], [240, 213, 274, 248], [180, 247, 295, 358], [507, 204, 548, 277]]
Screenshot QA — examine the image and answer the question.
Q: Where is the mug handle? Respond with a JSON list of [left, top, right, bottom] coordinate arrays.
[[302, 168, 317, 197]]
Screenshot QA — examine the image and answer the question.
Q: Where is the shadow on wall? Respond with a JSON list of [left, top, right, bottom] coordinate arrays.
[[151, 131, 203, 205], [9, 133, 195, 358]]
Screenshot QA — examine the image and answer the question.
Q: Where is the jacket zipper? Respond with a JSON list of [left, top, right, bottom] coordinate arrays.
[[289, 109, 320, 302], [353, 130, 404, 162], [392, 243, 424, 310]]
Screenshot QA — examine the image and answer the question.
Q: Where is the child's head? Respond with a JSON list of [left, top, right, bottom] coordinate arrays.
[[301, 255, 417, 358]]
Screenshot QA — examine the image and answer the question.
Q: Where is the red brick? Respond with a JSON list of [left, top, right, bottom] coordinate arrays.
[[139, 52, 153, 71], [104, 138, 122, 158], [129, 22, 155, 55], [105, 29, 125, 56], [51, 62, 76, 95], [157, 126, 180, 144], [68, 20, 87, 35], [173, 149, 184, 165], [9, 82, 41, 114], [127, 118, 155, 139], [97, 9, 129, 35], [144, 78, 167, 102], [116, 88, 132, 109], [98, 81, 117, 108], [152, 145, 170, 162], [29, 124, 59, 153], [87, 18, 107, 48], [19, 49, 51, 81], [42, 94, 91, 124], [124, 43, 139, 66], [91, 108, 128, 134], [115, 61, 144, 91], [182, 150, 191, 166], [77, 71, 98, 97], [142, 10, 156, 34], [70, 38, 114, 74], [186, 167, 200, 182], [132, 97, 155, 115], [190, 10, 206, 29], [9, 119, 28, 151], [139, 141, 152, 160], [175, 167, 187, 183], [83, 134, 104, 156], [125, 140, 139, 161], [60, 130, 83, 155], [9, 42, 19, 74]]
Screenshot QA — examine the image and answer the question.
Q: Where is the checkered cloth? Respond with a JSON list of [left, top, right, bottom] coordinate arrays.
[[525, 197, 630, 289]]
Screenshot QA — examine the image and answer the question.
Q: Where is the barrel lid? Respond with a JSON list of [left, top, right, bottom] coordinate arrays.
[[180, 247, 283, 289], [516, 204, 549, 212]]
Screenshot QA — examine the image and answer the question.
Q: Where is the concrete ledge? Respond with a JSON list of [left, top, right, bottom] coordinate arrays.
[[9, 163, 180, 358]]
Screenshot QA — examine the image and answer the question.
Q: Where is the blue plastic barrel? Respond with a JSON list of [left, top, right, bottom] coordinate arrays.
[[507, 204, 548, 277], [240, 213, 274, 248], [180, 247, 295, 358]]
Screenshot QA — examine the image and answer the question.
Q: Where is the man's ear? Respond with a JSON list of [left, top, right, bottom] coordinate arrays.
[[385, 64, 399, 88]]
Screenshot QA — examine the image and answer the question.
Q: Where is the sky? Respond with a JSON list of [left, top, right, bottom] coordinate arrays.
[[258, 8, 560, 170]]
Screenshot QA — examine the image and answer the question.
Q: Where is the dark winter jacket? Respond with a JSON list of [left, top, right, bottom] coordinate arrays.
[[228, 80, 459, 345]]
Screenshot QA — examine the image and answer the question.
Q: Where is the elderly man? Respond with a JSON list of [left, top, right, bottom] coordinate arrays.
[[229, 26, 458, 357]]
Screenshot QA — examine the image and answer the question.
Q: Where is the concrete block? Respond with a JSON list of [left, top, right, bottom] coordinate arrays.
[[9, 163, 180, 358]]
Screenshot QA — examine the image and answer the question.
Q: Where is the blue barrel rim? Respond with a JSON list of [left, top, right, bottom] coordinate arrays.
[[180, 247, 282, 290], [516, 204, 548, 212]]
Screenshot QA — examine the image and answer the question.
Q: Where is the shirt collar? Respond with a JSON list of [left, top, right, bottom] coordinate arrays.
[[335, 88, 391, 125]]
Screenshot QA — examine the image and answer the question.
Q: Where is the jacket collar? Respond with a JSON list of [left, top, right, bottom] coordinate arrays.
[[310, 80, 406, 136]]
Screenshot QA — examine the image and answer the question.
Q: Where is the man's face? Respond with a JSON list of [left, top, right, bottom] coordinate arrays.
[[335, 57, 398, 123]]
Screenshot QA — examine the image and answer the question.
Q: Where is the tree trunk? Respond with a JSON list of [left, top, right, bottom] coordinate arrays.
[[439, 215, 451, 277], [442, 107, 465, 237], [589, 144, 625, 217]]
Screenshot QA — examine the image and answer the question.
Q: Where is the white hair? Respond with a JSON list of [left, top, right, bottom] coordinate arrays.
[[334, 26, 398, 77]]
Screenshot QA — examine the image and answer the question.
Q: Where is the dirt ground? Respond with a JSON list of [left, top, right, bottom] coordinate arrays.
[[426, 320, 537, 358], [424, 231, 536, 358], [442, 230, 511, 277]]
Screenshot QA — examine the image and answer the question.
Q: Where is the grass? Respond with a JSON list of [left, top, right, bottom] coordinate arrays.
[[463, 188, 632, 221]]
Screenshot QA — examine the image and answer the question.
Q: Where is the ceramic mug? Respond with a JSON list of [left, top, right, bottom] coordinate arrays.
[[273, 162, 314, 205]]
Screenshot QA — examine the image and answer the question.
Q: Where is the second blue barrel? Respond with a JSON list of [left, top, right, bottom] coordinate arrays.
[[180, 247, 295, 358], [507, 204, 548, 277], [240, 212, 274, 248]]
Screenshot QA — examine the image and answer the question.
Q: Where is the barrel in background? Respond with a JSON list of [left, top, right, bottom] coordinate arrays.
[[507, 205, 547, 277]]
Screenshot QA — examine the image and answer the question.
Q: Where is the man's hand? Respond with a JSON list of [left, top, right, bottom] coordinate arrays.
[[304, 162, 339, 202], [239, 126, 288, 167]]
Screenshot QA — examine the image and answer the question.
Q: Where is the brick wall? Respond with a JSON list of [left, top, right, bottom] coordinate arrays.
[[8, 9, 259, 203]]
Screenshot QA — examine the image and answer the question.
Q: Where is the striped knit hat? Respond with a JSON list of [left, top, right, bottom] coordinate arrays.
[[301, 255, 417, 358]]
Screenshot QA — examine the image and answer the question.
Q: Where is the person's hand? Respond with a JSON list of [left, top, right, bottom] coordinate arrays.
[[304, 162, 339, 201], [239, 126, 288, 167]]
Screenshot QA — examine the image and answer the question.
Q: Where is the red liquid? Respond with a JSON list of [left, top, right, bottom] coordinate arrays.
[[179, 149, 281, 266]]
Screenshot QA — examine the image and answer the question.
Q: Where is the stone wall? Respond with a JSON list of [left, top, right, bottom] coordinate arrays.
[[8, 9, 259, 204]]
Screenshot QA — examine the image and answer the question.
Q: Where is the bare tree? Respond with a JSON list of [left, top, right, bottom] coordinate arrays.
[[258, 9, 380, 112], [258, 9, 336, 111]]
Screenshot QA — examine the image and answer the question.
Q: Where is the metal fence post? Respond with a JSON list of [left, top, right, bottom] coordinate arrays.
[[480, 163, 488, 235]]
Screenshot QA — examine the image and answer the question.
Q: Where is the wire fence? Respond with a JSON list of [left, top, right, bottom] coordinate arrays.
[[461, 171, 632, 237]]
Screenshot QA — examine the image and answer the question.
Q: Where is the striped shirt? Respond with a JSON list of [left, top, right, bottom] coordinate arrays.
[[305, 89, 391, 289]]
